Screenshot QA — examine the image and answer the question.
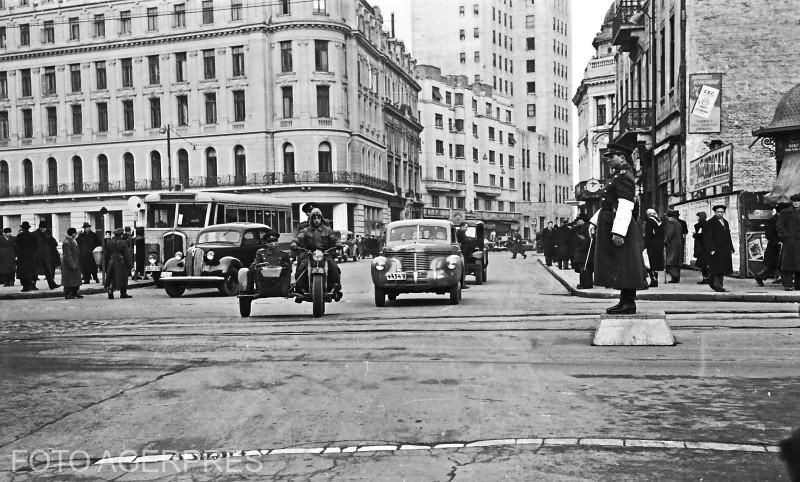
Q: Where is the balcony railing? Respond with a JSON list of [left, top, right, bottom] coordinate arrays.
[[611, 100, 653, 142], [611, 0, 645, 51], [422, 178, 465, 192], [0, 171, 395, 199], [474, 184, 502, 197]]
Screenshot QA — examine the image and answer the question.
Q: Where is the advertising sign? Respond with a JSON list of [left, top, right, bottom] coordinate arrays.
[[689, 73, 723, 133], [689, 144, 733, 193]]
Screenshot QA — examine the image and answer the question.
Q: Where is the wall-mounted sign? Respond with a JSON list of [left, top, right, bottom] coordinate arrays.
[[689, 143, 733, 193], [689, 73, 723, 133]]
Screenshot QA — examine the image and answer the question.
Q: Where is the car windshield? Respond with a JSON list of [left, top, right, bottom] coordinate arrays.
[[389, 225, 450, 243], [196, 229, 242, 245]]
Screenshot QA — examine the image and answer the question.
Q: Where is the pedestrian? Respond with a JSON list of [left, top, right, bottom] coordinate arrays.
[[589, 143, 649, 314], [754, 206, 783, 286], [705, 204, 735, 292], [0, 227, 16, 286], [76, 222, 101, 284], [556, 218, 571, 269], [675, 211, 689, 265], [776, 194, 800, 291], [541, 222, 556, 266], [510, 230, 527, 259], [133, 227, 145, 280], [34, 222, 60, 290], [643, 208, 665, 287], [663, 210, 684, 283], [104, 227, 133, 299], [573, 215, 594, 289], [693, 212, 711, 284], [356, 235, 365, 260], [15, 221, 39, 291], [61, 227, 83, 299]]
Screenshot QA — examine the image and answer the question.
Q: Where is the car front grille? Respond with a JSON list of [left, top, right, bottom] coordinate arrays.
[[389, 250, 451, 271], [185, 247, 205, 276]]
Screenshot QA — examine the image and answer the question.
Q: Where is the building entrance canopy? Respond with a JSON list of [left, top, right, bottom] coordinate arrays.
[[764, 150, 800, 204]]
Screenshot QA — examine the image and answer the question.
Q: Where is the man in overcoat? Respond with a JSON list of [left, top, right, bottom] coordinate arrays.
[[104, 227, 133, 299], [541, 222, 556, 266], [555, 218, 571, 269], [572, 215, 593, 289], [34, 222, 59, 290], [0, 227, 16, 286], [754, 206, 784, 286], [61, 227, 83, 299], [590, 144, 649, 314], [693, 212, 710, 284], [76, 222, 101, 284], [643, 208, 665, 287], [15, 221, 39, 291], [663, 210, 684, 283], [776, 193, 800, 291], [705, 204, 735, 292]]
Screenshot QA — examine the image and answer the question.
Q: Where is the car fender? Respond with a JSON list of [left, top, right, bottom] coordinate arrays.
[[237, 267, 250, 287], [163, 257, 184, 271], [218, 256, 243, 273]]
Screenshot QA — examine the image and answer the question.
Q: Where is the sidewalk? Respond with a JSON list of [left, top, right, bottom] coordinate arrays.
[[537, 254, 800, 303], [0, 273, 154, 301]]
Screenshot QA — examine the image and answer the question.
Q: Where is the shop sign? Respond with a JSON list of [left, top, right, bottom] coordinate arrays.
[[689, 73, 723, 133], [689, 144, 733, 192]]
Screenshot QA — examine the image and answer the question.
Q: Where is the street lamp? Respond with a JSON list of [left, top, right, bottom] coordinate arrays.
[[159, 124, 172, 190]]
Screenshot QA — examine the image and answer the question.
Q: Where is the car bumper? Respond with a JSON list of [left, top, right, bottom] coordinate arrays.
[[373, 269, 461, 291], [160, 274, 225, 286]]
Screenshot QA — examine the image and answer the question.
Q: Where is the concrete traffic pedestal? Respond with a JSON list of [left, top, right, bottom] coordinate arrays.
[[592, 310, 676, 346]]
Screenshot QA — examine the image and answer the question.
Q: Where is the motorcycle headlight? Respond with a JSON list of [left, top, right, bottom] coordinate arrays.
[[174, 251, 183, 260], [206, 250, 215, 261], [373, 256, 387, 271], [312, 249, 324, 262], [445, 255, 460, 270]]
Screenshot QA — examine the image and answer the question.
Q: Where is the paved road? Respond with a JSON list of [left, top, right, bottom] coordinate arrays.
[[1, 255, 797, 480]]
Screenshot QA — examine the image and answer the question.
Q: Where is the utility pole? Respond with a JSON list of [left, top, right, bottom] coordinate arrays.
[[160, 124, 172, 190]]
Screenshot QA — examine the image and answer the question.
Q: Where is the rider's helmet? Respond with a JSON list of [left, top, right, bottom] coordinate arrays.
[[310, 208, 323, 220]]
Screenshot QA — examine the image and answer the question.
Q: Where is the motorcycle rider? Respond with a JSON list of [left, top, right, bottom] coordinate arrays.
[[290, 208, 342, 298]]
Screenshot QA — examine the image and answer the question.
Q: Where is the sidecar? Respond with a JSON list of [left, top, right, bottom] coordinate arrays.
[[236, 249, 293, 317]]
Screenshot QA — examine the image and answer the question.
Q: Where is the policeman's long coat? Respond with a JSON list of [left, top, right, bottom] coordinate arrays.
[[777, 206, 800, 272], [705, 216, 734, 275], [592, 169, 649, 290]]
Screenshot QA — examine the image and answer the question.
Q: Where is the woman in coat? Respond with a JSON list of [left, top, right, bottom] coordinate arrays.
[[776, 194, 800, 290], [705, 204, 735, 292], [643, 209, 665, 287], [61, 227, 83, 299]]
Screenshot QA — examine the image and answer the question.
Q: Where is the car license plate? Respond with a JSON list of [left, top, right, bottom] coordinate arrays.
[[145, 266, 159, 272], [161, 272, 172, 278], [386, 272, 406, 280]]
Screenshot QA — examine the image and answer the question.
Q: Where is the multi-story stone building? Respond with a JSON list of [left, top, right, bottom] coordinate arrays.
[[415, 65, 522, 236], [572, 9, 616, 218], [409, 0, 573, 236], [609, 0, 800, 275], [0, 0, 421, 238]]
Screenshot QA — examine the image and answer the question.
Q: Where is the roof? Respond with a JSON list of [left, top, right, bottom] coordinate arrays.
[[387, 219, 453, 228], [753, 83, 800, 136], [143, 191, 290, 206]]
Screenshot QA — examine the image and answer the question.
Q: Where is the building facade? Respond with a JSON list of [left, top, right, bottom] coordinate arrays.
[[0, 0, 421, 239], [572, 10, 616, 217], [409, 0, 573, 236], [609, 0, 800, 275], [415, 65, 522, 236]]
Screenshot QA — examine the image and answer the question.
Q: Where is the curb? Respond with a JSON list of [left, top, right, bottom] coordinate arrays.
[[0, 280, 155, 301], [538, 260, 800, 303]]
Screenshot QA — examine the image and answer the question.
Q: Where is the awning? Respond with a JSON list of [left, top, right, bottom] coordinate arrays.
[[764, 150, 800, 203]]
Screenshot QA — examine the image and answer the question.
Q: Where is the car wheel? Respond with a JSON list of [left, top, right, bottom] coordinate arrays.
[[164, 284, 185, 298], [239, 297, 252, 317], [219, 270, 239, 296], [449, 283, 461, 305], [374, 286, 386, 307]]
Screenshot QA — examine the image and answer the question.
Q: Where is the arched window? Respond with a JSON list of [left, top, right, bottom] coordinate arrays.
[[47, 157, 58, 194], [0, 161, 9, 196], [205, 147, 217, 187], [123, 152, 135, 190], [72, 156, 83, 193], [150, 151, 162, 190], [318, 141, 332, 182], [283, 143, 295, 183], [177, 149, 189, 188], [234, 145, 246, 186], [23, 159, 33, 195], [98, 154, 109, 192]]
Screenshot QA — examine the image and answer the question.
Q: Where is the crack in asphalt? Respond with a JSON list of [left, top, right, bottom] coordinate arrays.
[[0, 362, 201, 452], [445, 451, 486, 482]]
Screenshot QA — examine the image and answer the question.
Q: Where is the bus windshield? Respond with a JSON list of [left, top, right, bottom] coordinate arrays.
[[177, 203, 209, 228], [196, 229, 242, 245], [147, 203, 176, 228]]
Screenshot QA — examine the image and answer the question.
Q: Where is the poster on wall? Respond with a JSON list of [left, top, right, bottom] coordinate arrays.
[[689, 73, 723, 133]]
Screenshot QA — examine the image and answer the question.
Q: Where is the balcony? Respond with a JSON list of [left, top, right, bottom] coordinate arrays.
[[422, 178, 465, 192], [474, 184, 502, 197], [611, 100, 653, 143], [472, 210, 522, 222], [611, 0, 645, 53]]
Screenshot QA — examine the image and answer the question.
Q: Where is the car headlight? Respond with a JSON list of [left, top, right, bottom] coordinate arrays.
[[148, 254, 157, 263], [373, 256, 387, 271], [206, 250, 215, 261], [174, 251, 183, 260], [312, 249, 324, 262], [445, 255, 460, 270]]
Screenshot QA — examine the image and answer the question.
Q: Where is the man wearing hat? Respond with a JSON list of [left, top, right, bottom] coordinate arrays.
[[705, 204, 735, 292], [589, 143, 649, 313], [0, 227, 16, 286], [15, 221, 39, 291], [77, 222, 101, 284], [663, 210, 684, 283], [776, 193, 800, 291], [104, 227, 133, 299], [34, 221, 60, 290]]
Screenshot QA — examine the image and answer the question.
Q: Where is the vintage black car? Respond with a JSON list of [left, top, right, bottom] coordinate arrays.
[[159, 223, 275, 297], [462, 221, 489, 284]]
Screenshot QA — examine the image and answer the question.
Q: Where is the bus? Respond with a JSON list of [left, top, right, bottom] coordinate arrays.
[[143, 191, 293, 269]]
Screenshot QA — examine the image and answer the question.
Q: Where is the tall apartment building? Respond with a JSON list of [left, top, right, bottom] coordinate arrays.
[[410, 0, 573, 235], [415, 65, 523, 237], [0, 0, 421, 239], [572, 8, 616, 217], [609, 0, 800, 275]]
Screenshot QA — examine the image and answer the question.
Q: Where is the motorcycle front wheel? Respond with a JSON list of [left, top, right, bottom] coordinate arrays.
[[312, 275, 324, 318]]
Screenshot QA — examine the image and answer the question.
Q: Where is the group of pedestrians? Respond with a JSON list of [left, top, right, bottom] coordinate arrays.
[[540, 218, 589, 271], [0, 221, 61, 292], [355, 234, 382, 259], [643, 208, 688, 286], [752, 194, 800, 291]]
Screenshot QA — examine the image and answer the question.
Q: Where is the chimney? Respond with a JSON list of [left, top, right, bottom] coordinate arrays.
[[391, 13, 395, 38]]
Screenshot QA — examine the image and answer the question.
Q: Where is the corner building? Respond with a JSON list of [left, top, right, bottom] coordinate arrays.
[[0, 0, 422, 238]]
